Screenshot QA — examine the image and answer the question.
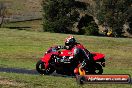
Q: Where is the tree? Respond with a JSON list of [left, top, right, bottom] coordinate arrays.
[[128, 17, 132, 34], [96, 0, 132, 37], [77, 14, 99, 35], [84, 0, 132, 37], [42, 0, 80, 33], [0, 2, 6, 28]]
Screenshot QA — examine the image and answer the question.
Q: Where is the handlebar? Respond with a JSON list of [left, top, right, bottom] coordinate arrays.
[[45, 47, 57, 54]]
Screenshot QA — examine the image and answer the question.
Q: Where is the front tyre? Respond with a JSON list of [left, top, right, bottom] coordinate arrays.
[[36, 60, 55, 75]]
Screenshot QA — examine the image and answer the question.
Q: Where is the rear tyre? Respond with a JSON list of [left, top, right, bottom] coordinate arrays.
[[36, 60, 55, 75], [77, 76, 85, 84], [94, 63, 103, 74]]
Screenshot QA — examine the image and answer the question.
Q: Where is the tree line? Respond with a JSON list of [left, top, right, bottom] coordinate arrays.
[[42, 0, 132, 37]]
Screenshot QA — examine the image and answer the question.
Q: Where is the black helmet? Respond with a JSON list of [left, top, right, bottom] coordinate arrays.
[[65, 36, 76, 49]]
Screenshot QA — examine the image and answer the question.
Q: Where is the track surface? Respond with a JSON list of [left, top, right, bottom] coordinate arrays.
[[0, 67, 131, 83], [0, 67, 74, 77], [0, 67, 38, 75]]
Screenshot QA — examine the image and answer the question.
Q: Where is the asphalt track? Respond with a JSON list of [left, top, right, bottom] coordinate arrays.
[[0, 67, 38, 75], [0, 67, 131, 84], [0, 67, 75, 77]]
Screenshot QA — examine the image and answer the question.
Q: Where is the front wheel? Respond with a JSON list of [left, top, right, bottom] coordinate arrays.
[[36, 60, 55, 75]]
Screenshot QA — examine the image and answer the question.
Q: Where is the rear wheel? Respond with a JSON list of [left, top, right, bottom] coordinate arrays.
[[36, 60, 55, 75], [76, 76, 85, 84], [94, 63, 103, 74]]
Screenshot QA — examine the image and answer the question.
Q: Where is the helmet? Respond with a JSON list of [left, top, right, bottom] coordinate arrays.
[[65, 36, 76, 49]]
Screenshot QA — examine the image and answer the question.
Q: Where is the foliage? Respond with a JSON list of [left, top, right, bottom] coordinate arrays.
[[77, 14, 99, 35], [95, 0, 132, 37], [42, 0, 80, 33], [82, 22, 99, 36], [127, 15, 132, 34], [0, 2, 6, 27]]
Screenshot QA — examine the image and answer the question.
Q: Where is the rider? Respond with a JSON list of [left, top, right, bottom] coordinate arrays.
[[56, 36, 91, 75]]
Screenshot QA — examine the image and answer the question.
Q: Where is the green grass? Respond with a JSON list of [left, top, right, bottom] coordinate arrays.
[[0, 72, 131, 88], [0, 28, 132, 87], [4, 20, 43, 32]]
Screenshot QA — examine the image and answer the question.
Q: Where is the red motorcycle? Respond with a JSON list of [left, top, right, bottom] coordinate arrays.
[[36, 46, 105, 75]]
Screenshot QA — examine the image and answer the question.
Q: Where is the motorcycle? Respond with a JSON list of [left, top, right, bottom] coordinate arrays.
[[36, 46, 105, 76]]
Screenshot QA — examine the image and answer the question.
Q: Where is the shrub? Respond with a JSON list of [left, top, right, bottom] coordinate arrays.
[[82, 23, 99, 36]]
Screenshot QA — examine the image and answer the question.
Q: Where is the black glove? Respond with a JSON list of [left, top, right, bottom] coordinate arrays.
[[79, 61, 86, 69]]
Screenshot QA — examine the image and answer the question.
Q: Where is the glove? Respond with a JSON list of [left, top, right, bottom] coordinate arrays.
[[79, 61, 86, 69]]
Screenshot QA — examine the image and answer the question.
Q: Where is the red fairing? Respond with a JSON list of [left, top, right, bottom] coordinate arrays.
[[59, 49, 73, 57], [91, 52, 105, 61], [41, 52, 59, 69], [41, 53, 52, 63]]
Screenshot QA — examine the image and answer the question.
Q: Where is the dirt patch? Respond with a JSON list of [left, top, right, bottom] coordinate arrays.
[[0, 76, 25, 87]]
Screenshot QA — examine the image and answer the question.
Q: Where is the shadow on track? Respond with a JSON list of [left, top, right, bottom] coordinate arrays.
[[0, 67, 38, 75], [0, 67, 75, 78]]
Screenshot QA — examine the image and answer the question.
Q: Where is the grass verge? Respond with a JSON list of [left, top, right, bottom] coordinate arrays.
[[0, 28, 132, 87]]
